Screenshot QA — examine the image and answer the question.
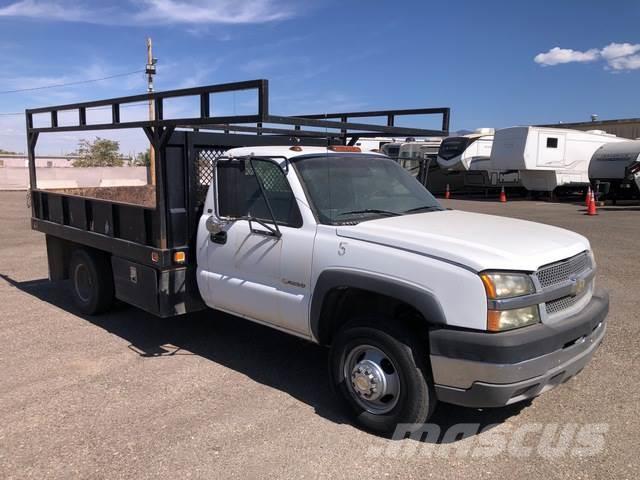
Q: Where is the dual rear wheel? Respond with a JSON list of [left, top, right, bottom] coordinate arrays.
[[69, 249, 114, 315]]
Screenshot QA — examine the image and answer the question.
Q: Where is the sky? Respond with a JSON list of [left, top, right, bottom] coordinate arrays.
[[0, 0, 638, 154]]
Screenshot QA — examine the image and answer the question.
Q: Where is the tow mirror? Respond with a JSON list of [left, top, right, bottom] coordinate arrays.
[[205, 215, 228, 235]]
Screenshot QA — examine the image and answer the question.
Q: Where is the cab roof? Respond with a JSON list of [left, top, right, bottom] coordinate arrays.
[[225, 145, 386, 162]]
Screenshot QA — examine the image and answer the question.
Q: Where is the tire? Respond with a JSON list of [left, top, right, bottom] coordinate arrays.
[[69, 249, 115, 315], [329, 318, 436, 436]]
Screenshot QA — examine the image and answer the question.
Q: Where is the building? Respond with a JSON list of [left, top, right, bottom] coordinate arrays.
[[539, 118, 640, 140]]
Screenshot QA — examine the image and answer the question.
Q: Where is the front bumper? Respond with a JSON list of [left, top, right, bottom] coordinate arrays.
[[429, 289, 609, 408]]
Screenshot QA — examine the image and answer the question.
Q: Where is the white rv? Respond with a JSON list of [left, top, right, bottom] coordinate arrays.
[[350, 137, 398, 153], [491, 127, 626, 192], [398, 138, 443, 176], [436, 129, 521, 189], [437, 129, 495, 172], [589, 140, 640, 198], [381, 142, 402, 159]]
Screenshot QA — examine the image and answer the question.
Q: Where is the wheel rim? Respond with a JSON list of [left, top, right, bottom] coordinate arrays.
[[73, 263, 92, 303], [343, 344, 401, 415]]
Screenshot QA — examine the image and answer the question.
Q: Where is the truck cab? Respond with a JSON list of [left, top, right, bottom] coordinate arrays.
[[196, 145, 608, 434]]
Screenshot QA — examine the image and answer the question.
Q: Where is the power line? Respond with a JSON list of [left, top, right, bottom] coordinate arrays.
[[0, 69, 144, 95]]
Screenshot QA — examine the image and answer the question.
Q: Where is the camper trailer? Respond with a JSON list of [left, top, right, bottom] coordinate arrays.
[[589, 140, 640, 199], [436, 129, 521, 190], [491, 127, 625, 192], [381, 142, 402, 159], [350, 137, 398, 153], [394, 139, 467, 193], [398, 138, 443, 178], [437, 129, 495, 172]]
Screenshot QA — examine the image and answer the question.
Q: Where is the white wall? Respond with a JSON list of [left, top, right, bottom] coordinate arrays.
[[0, 166, 149, 190], [0, 155, 78, 168]]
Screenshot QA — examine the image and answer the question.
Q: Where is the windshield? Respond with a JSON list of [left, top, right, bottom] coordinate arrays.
[[293, 154, 443, 225]]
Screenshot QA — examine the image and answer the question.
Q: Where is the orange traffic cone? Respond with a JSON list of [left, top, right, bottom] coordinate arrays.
[[585, 186, 592, 207], [445, 184, 451, 199], [499, 186, 507, 203], [586, 191, 597, 216]]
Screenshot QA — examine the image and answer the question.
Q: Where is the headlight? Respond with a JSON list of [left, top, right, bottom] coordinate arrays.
[[487, 306, 540, 332], [480, 272, 535, 299], [480, 271, 539, 331]]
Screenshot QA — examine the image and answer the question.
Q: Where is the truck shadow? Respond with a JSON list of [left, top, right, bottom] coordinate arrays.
[[0, 273, 529, 443]]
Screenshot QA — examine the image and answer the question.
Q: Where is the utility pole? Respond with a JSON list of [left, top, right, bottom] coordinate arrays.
[[146, 37, 157, 184]]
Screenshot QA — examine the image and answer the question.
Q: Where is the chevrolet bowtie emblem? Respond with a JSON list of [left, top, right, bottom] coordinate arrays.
[[570, 276, 587, 297]]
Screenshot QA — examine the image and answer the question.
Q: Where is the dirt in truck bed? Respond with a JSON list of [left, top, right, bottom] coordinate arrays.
[[41, 185, 157, 208]]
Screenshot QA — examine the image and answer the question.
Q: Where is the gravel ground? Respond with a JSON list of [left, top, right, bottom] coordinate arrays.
[[0, 191, 638, 479]]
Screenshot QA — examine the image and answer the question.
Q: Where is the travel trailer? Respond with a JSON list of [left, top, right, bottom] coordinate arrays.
[[350, 137, 398, 153], [437, 129, 495, 172], [491, 127, 626, 192], [397, 138, 443, 179], [589, 139, 640, 199], [393, 139, 466, 194], [381, 142, 402, 159], [436, 129, 521, 190]]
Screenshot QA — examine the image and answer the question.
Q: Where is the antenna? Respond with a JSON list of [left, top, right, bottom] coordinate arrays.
[[146, 37, 158, 184]]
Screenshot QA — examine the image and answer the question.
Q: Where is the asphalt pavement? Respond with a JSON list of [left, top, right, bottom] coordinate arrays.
[[0, 191, 638, 479]]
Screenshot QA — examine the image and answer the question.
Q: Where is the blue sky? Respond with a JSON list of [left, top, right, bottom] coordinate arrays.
[[0, 0, 639, 154]]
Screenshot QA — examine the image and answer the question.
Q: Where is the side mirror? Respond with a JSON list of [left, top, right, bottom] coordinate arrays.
[[205, 215, 229, 235]]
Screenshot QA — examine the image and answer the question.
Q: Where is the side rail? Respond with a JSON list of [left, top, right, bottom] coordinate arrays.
[[30, 189, 176, 268]]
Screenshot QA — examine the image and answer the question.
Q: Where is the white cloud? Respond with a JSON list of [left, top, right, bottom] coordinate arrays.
[[601, 42, 640, 60], [534, 47, 600, 66], [0, 0, 296, 25], [134, 0, 293, 24], [534, 42, 640, 72], [607, 54, 640, 71], [601, 43, 640, 70]]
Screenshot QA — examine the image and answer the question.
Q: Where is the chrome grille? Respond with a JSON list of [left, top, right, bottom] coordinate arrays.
[[536, 252, 591, 289]]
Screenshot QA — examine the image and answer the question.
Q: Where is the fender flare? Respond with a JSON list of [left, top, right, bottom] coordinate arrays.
[[310, 268, 447, 343]]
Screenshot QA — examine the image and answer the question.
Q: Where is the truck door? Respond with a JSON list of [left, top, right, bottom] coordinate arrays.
[[199, 158, 312, 335]]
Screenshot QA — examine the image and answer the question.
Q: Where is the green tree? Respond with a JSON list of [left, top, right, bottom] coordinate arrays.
[[72, 137, 125, 167], [131, 148, 151, 166]]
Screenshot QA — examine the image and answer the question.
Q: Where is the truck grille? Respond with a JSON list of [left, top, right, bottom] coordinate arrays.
[[535, 252, 592, 289], [545, 290, 588, 315], [535, 251, 594, 317]]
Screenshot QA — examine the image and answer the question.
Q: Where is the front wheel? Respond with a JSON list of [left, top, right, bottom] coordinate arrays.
[[329, 319, 436, 436]]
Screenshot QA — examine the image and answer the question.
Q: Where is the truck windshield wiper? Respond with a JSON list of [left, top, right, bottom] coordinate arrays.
[[338, 209, 401, 217], [403, 205, 442, 214]]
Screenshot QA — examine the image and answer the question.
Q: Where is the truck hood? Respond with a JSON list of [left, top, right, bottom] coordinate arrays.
[[336, 210, 589, 272]]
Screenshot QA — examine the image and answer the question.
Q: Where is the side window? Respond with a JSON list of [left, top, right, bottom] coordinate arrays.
[[546, 137, 558, 148], [216, 159, 302, 228]]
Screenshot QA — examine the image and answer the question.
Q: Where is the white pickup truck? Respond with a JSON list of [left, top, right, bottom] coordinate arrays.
[[28, 83, 607, 435], [181, 145, 607, 434]]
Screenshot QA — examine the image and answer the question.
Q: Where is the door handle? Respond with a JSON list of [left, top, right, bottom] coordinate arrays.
[[210, 231, 227, 245]]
